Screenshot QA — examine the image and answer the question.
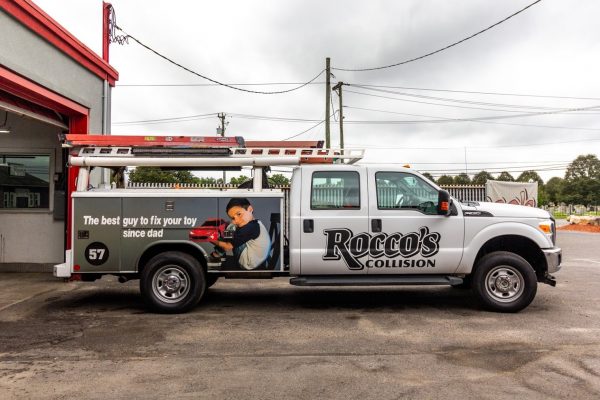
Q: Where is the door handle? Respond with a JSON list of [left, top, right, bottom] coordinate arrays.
[[303, 219, 314, 233], [371, 219, 382, 232]]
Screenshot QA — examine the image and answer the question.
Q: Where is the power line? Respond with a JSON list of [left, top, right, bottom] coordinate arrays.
[[344, 105, 600, 132], [115, 25, 324, 95], [343, 89, 600, 122], [345, 88, 600, 115], [117, 81, 600, 103], [230, 113, 322, 123], [347, 137, 600, 150], [113, 113, 218, 125], [353, 84, 600, 101], [333, 0, 543, 72], [113, 112, 324, 126], [282, 120, 325, 141], [403, 160, 571, 165], [349, 84, 600, 113], [117, 82, 326, 87]]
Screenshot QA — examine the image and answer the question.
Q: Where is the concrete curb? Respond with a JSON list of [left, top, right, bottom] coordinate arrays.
[[0, 263, 54, 273]]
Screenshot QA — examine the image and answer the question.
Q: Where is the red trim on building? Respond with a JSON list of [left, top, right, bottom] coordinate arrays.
[[2, 0, 119, 86], [102, 2, 111, 63], [0, 64, 89, 251], [0, 65, 89, 116]]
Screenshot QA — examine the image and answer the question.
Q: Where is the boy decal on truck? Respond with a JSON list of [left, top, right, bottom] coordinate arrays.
[[322, 226, 441, 270]]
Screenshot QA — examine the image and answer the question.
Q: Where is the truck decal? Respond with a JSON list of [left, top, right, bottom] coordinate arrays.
[[323, 226, 440, 270]]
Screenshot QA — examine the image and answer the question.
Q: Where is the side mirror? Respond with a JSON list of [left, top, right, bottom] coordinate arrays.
[[437, 190, 452, 216]]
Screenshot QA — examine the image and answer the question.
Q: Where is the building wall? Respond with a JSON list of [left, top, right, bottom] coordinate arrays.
[[0, 9, 107, 132], [0, 9, 112, 266], [0, 116, 64, 264]]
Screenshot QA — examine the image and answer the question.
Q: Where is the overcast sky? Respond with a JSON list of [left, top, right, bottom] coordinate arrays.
[[34, 0, 600, 181]]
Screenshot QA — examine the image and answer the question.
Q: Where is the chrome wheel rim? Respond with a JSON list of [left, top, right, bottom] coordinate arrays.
[[484, 265, 524, 303], [152, 265, 191, 304]]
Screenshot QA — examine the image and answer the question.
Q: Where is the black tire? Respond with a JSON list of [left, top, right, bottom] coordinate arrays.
[[472, 251, 537, 313], [140, 251, 206, 313], [206, 274, 219, 288]]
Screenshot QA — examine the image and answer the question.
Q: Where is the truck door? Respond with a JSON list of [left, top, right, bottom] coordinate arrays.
[[300, 168, 369, 275], [367, 169, 464, 274]]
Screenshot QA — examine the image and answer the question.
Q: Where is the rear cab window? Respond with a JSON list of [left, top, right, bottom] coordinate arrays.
[[311, 171, 360, 210]]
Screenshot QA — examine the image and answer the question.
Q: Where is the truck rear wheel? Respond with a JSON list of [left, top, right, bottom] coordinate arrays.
[[472, 251, 537, 313], [140, 251, 206, 313]]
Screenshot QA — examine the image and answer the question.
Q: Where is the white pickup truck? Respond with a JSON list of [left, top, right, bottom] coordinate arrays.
[[54, 141, 561, 314]]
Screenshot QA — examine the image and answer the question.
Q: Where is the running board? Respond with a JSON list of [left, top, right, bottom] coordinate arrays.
[[289, 275, 463, 287]]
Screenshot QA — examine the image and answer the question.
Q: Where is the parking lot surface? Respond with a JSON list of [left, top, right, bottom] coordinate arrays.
[[1, 231, 599, 399]]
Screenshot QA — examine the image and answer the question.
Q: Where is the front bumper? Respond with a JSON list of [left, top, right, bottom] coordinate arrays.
[[543, 247, 562, 273]]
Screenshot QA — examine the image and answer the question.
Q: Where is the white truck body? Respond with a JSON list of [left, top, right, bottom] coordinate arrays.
[[54, 148, 561, 313]]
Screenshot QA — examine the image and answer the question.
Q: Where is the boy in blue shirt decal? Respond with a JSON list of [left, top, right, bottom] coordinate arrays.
[[211, 198, 271, 270]]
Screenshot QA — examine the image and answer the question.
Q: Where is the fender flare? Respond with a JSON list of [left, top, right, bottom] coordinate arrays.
[[456, 222, 551, 274], [136, 240, 210, 272]]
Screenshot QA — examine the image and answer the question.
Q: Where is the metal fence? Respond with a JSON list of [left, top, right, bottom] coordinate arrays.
[[442, 185, 487, 202], [126, 182, 488, 203]]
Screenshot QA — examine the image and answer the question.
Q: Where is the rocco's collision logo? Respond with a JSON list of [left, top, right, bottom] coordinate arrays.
[[323, 226, 440, 270]]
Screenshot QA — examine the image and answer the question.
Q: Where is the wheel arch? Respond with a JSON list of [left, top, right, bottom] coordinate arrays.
[[471, 235, 547, 280], [137, 241, 208, 273]]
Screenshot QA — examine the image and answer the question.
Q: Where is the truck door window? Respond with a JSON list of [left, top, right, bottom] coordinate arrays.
[[376, 172, 438, 214], [311, 171, 360, 209]]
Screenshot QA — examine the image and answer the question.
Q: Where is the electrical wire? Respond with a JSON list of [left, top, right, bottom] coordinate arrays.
[[343, 89, 600, 122], [282, 120, 325, 141], [333, 0, 543, 72], [117, 82, 326, 87], [115, 25, 324, 95], [346, 137, 600, 150], [117, 81, 600, 103], [344, 106, 600, 132], [349, 84, 600, 113], [353, 84, 600, 101], [113, 113, 218, 125]]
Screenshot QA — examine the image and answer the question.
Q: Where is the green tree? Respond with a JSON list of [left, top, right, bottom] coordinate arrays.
[[453, 173, 471, 185], [497, 171, 515, 182], [437, 175, 454, 185], [562, 155, 600, 205], [565, 154, 600, 180], [229, 175, 250, 186], [517, 170, 544, 185], [472, 171, 494, 185], [544, 177, 564, 204], [421, 172, 436, 183], [127, 167, 200, 184], [268, 173, 290, 187], [198, 177, 218, 185]]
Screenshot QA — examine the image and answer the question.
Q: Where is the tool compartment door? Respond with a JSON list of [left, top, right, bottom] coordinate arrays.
[[73, 195, 122, 273]]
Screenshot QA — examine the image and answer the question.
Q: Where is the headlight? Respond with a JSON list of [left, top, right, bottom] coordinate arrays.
[[539, 220, 556, 245]]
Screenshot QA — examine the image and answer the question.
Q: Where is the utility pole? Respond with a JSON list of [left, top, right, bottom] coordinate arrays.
[[325, 57, 331, 148], [332, 82, 344, 150], [217, 113, 227, 185]]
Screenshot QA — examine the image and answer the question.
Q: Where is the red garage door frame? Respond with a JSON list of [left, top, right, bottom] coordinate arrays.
[[0, 65, 89, 250]]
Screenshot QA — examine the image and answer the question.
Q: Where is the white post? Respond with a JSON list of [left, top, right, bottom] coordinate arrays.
[[253, 167, 263, 192], [77, 168, 90, 191]]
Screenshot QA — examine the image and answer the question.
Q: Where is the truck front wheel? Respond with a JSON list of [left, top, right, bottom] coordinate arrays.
[[472, 251, 537, 313], [140, 252, 206, 313]]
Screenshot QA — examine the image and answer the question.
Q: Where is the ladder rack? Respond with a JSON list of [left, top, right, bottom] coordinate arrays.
[[69, 147, 364, 167], [63, 134, 364, 167]]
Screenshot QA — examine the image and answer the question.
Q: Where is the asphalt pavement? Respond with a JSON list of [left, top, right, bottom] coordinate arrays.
[[1, 231, 599, 399]]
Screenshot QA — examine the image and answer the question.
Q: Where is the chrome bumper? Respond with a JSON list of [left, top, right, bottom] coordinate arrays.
[[543, 247, 562, 273]]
